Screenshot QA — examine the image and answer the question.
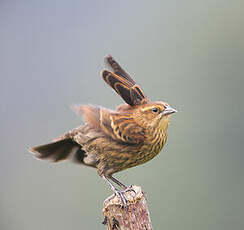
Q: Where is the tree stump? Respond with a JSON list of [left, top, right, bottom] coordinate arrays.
[[102, 186, 152, 230]]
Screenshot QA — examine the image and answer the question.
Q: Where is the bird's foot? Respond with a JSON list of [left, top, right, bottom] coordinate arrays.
[[114, 188, 128, 209], [122, 185, 137, 195], [115, 186, 137, 209]]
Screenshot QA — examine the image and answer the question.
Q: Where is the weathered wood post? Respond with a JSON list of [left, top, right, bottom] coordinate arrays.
[[102, 186, 152, 230]]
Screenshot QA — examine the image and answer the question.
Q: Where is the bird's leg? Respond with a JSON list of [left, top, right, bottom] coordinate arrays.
[[110, 176, 127, 190], [102, 175, 127, 208], [110, 175, 136, 195]]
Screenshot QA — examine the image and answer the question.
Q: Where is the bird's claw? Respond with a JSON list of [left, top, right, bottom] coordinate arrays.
[[114, 186, 137, 209], [114, 189, 128, 209], [123, 185, 136, 195]]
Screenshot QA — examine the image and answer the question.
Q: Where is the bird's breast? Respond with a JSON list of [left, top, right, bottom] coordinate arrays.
[[147, 128, 167, 157], [132, 128, 167, 166]]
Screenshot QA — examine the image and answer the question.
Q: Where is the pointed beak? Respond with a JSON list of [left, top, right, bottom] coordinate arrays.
[[162, 105, 177, 116]]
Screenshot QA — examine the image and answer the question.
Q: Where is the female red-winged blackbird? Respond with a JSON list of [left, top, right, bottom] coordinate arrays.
[[29, 55, 177, 207]]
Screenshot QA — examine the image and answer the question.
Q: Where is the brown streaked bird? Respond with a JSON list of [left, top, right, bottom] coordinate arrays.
[[29, 55, 177, 207]]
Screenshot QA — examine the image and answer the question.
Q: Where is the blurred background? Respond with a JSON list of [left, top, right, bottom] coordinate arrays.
[[1, 0, 243, 229]]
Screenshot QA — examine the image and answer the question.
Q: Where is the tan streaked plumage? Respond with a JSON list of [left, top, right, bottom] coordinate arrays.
[[29, 55, 177, 207]]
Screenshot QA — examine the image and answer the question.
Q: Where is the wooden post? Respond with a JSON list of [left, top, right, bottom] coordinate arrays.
[[102, 186, 152, 230]]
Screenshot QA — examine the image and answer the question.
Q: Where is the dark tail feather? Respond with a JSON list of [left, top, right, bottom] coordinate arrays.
[[29, 139, 85, 163]]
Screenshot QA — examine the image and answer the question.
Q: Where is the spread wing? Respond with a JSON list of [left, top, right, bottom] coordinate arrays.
[[108, 113, 146, 144], [73, 105, 146, 144], [105, 55, 136, 83], [102, 55, 148, 106]]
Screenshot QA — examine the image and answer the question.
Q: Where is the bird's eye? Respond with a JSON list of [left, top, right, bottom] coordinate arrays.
[[152, 107, 158, 113]]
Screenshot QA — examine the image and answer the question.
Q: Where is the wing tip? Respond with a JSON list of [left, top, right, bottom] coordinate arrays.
[[28, 146, 45, 160], [104, 54, 112, 60], [100, 69, 109, 77]]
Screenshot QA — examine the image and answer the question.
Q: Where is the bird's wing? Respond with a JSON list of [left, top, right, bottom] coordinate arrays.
[[107, 113, 146, 144], [102, 55, 148, 106], [105, 55, 136, 84], [73, 105, 145, 144]]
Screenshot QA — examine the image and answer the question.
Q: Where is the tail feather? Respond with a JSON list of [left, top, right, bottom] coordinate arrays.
[[29, 139, 85, 163]]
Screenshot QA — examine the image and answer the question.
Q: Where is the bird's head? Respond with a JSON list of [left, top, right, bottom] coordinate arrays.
[[133, 101, 177, 131]]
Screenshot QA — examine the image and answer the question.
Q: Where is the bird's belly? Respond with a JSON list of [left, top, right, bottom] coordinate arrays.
[[117, 131, 167, 171], [128, 142, 165, 167], [83, 129, 167, 176], [97, 136, 166, 175]]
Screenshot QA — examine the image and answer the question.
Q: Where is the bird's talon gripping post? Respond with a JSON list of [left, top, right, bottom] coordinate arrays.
[[102, 175, 129, 209], [123, 186, 137, 196], [114, 189, 128, 209]]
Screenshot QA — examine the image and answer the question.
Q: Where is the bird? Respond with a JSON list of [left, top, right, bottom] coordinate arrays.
[[29, 55, 177, 207]]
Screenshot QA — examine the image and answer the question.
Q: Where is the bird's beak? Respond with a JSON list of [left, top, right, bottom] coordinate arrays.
[[162, 105, 177, 116]]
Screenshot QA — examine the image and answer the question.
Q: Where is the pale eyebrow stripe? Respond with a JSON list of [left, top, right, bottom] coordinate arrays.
[[141, 106, 155, 112]]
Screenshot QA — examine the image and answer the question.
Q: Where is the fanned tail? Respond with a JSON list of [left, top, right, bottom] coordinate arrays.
[[29, 139, 85, 163]]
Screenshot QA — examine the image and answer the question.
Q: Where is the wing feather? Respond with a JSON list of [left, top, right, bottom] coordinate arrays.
[[102, 70, 148, 106], [73, 105, 146, 144], [109, 113, 146, 144], [105, 55, 136, 84], [102, 55, 148, 106]]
